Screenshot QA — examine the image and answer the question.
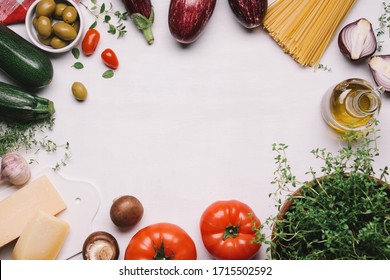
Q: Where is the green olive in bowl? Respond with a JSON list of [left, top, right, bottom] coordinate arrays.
[[36, 16, 52, 39], [54, 3, 67, 19], [50, 36, 69, 49], [26, 0, 84, 53], [62, 6, 78, 24], [35, 0, 56, 17], [52, 22, 77, 41]]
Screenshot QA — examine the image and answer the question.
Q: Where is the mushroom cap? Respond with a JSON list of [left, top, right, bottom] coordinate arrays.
[[82, 231, 119, 260]]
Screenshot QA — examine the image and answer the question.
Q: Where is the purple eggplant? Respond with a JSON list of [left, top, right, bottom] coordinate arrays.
[[228, 0, 268, 29], [168, 0, 217, 44], [122, 0, 155, 44]]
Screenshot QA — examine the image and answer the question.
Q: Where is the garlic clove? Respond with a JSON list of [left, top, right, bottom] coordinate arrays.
[[338, 18, 377, 61], [369, 55, 390, 93], [1, 152, 31, 186]]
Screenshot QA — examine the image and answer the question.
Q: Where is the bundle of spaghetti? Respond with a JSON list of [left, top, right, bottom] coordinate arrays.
[[263, 0, 356, 66]]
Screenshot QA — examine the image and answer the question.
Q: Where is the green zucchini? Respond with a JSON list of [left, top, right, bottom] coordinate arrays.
[[0, 24, 53, 89], [0, 81, 55, 122]]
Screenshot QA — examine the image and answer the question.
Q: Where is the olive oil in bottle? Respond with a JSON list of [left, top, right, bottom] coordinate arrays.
[[321, 78, 384, 133]]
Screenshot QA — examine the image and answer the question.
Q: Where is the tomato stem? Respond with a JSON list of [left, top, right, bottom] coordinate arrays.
[[153, 240, 174, 260], [223, 224, 240, 240]]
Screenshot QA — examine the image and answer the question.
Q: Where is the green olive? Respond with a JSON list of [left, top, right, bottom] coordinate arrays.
[[53, 3, 67, 19], [32, 16, 39, 30], [50, 36, 69, 49], [35, 0, 56, 17], [36, 16, 52, 39], [52, 22, 77, 41], [38, 34, 53, 46], [72, 19, 80, 33], [62, 6, 78, 24], [72, 82, 88, 101]]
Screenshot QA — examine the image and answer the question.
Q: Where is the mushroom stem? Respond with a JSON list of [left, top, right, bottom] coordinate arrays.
[[82, 231, 119, 260], [98, 245, 114, 260]]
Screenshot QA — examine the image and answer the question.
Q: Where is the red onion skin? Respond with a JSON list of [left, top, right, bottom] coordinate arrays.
[[369, 55, 390, 93], [228, 0, 268, 29], [168, 0, 217, 44], [121, 0, 152, 17], [338, 18, 376, 62]]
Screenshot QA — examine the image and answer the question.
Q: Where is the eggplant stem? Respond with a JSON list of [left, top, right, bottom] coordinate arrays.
[[130, 8, 154, 44], [142, 28, 154, 45]]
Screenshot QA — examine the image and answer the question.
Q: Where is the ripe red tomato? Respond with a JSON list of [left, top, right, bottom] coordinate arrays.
[[101, 48, 119, 69], [200, 200, 261, 260], [124, 223, 197, 260], [81, 28, 100, 56]]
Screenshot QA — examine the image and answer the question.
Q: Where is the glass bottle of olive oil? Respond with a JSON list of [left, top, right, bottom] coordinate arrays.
[[321, 78, 384, 133]]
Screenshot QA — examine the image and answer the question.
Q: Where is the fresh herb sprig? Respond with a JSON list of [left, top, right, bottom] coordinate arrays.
[[0, 118, 71, 171], [80, 0, 128, 38], [316, 64, 332, 72], [376, 1, 390, 51], [255, 124, 390, 259]]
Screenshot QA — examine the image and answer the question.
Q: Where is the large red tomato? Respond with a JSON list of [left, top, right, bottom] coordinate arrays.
[[124, 223, 197, 260], [200, 200, 261, 260]]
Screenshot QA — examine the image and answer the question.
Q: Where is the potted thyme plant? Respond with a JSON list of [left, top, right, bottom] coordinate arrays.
[[256, 124, 390, 259]]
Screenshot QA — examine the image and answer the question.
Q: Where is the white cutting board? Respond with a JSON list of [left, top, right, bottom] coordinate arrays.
[[0, 168, 100, 260]]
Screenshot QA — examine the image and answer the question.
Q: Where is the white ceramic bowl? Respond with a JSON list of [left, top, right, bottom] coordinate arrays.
[[25, 0, 84, 54]]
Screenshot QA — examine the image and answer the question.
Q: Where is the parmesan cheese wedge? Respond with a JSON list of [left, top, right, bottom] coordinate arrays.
[[12, 210, 70, 260], [0, 175, 67, 247]]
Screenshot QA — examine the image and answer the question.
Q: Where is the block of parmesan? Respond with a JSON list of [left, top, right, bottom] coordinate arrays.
[[0, 175, 67, 247], [12, 210, 70, 260]]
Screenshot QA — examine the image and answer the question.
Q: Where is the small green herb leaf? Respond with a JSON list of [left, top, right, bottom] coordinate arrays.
[[72, 48, 80, 59], [108, 24, 116, 35], [90, 21, 98, 29], [72, 62, 84, 69], [102, 69, 114, 78], [100, 3, 105, 14]]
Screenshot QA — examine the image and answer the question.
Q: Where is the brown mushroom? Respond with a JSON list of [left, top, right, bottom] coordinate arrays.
[[110, 195, 144, 228], [82, 231, 119, 260]]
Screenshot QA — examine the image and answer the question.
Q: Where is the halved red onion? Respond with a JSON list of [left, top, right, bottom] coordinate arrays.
[[369, 55, 390, 92], [338, 18, 377, 61]]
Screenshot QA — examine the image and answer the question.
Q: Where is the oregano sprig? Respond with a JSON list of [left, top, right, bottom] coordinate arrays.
[[80, 0, 128, 38], [0, 118, 71, 171], [376, 1, 390, 51]]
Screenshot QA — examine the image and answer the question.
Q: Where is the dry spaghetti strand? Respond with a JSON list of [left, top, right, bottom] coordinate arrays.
[[263, 0, 356, 66]]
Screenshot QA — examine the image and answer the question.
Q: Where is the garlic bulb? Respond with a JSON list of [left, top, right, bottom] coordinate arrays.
[[0, 152, 31, 186]]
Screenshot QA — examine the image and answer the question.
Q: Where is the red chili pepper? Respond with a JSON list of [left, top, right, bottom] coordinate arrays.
[[101, 48, 119, 69], [81, 28, 101, 56]]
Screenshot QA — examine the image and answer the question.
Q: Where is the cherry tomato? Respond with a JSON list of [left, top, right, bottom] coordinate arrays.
[[124, 223, 197, 260], [101, 48, 119, 69], [81, 28, 100, 56], [200, 200, 261, 260]]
